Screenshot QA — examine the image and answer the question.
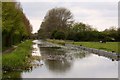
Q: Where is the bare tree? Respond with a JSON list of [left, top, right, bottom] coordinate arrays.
[[39, 7, 74, 38]]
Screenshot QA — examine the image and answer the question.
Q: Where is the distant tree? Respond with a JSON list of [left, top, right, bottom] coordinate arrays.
[[71, 22, 94, 32], [38, 7, 74, 38], [66, 22, 98, 41], [53, 31, 65, 39], [103, 27, 118, 41], [117, 28, 120, 41]]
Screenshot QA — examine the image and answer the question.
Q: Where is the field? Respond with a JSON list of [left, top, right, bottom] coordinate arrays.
[[47, 39, 119, 53], [72, 42, 119, 53]]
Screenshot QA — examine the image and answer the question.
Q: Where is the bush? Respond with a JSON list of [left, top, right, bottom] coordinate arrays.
[[52, 31, 65, 40]]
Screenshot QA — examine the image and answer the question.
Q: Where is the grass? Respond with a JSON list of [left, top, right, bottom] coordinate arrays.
[[72, 42, 119, 53], [47, 39, 65, 45], [47, 39, 119, 53], [2, 40, 33, 72]]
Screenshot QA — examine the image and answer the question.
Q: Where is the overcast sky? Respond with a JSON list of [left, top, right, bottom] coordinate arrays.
[[18, 0, 118, 33]]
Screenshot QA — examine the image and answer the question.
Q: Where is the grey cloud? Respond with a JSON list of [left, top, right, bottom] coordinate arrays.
[[20, 2, 118, 33], [21, 2, 117, 18]]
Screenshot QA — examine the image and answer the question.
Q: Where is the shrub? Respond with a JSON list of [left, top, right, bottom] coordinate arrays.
[[52, 31, 65, 40]]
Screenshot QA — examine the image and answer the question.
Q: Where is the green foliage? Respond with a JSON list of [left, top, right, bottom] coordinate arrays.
[[66, 22, 99, 41], [102, 27, 119, 41], [51, 30, 57, 38], [51, 30, 65, 39], [2, 2, 32, 50], [66, 22, 119, 42]]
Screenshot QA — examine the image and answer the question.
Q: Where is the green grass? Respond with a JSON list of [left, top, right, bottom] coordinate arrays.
[[72, 42, 119, 53], [47, 39, 119, 53], [2, 40, 33, 72], [47, 39, 65, 45]]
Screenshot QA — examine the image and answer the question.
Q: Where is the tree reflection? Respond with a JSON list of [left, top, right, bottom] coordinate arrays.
[[45, 59, 72, 73], [72, 51, 90, 59], [40, 47, 73, 73], [39, 46, 90, 73]]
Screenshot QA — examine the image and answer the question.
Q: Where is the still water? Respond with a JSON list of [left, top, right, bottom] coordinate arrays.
[[3, 40, 118, 78], [21, 40, 118, 78]]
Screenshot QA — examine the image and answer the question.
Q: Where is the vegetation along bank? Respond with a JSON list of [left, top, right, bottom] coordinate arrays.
[[47, 39, 119, 54], [2, 40, 33, 72]]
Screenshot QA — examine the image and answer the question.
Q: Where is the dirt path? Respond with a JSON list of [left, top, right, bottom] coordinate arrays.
[[3, 46, 17, 54]]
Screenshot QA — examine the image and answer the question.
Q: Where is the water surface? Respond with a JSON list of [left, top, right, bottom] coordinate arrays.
[[21, 40, 118, 78]]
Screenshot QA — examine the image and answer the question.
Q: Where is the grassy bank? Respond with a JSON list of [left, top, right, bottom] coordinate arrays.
[[47, 39, 66, 45], [73, 42, 119, 53], [47, 39, 119, 53], [2, 40, 33, 72]]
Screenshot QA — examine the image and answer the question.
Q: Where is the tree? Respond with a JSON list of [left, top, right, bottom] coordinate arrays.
[[2, 2, 32, 51], [38, 7, 74, 38], [71, 22, 94, 32], [66, 22, 98, 41], [102, 27, 118, 41], [51, 30, 65, 39], [117, 28, 120, 41]]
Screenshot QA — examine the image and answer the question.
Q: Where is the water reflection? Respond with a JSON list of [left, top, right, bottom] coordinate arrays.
[[39, 47, 73, 73], [22, 40, 118, 78], [45, 60, 72, 73], [39, 44, 91, 73], [2, 40, 118, 78]]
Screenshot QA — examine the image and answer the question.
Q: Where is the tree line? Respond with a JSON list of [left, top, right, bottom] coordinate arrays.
[[38, 7, 120, 42], [2, 2, 32, 51]]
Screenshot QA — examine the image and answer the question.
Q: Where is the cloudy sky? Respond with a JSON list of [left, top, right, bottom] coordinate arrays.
[[17, 0, 118, 33]]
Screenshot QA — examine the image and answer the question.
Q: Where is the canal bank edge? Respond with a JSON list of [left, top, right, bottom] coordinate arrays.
[[47, 39, 120, 61], [65, 44, 119, 61]]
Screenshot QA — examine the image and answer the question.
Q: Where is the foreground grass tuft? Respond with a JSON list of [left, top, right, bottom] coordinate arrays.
[[2, 40, 33, 72]]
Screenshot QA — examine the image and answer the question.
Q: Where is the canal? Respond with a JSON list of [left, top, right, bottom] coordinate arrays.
[[22, 40, 118, 78], [3, 40, 118, 78]]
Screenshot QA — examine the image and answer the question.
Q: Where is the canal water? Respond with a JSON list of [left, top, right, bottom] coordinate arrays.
[[21, 40, 118, 78], [3, 40, 118, 78]]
